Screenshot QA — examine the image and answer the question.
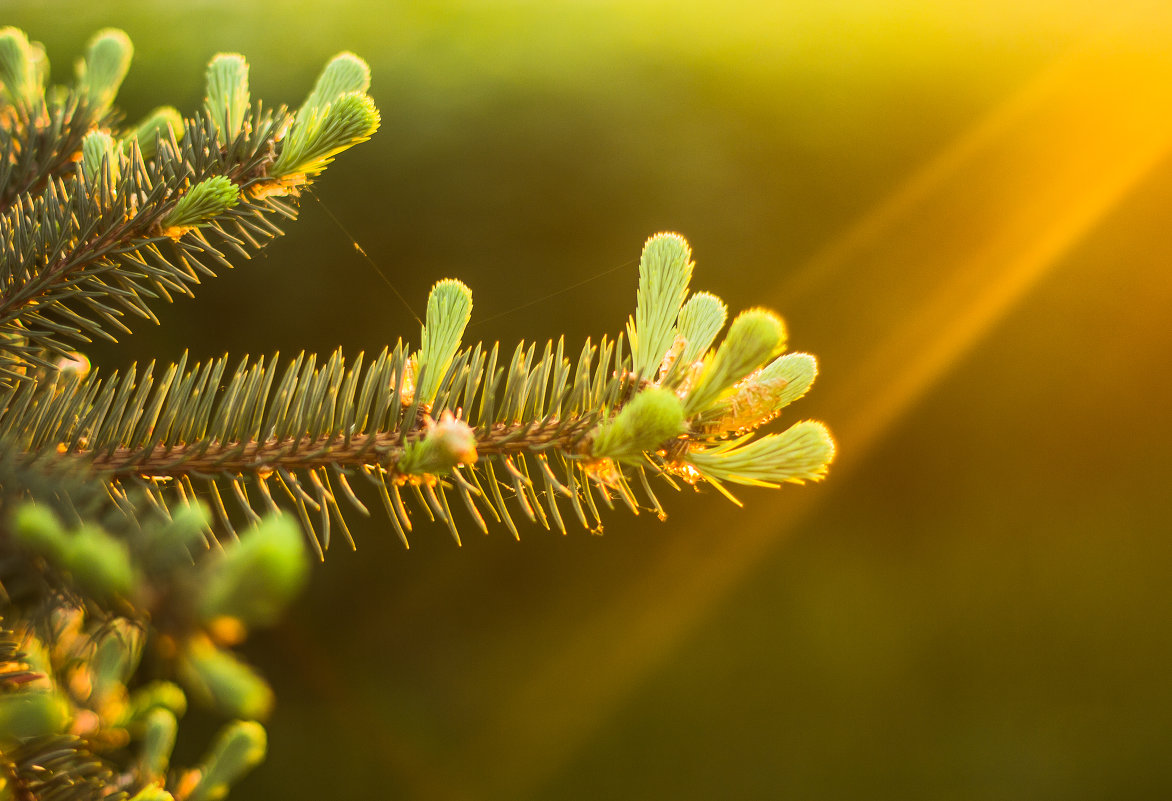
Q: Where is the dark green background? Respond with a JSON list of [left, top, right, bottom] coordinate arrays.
[[7, 2, 1172, 798]]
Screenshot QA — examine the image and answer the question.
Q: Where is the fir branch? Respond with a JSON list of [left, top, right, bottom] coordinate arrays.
[[0, 27, 127, 214], [1, 233, 835, 552], [0, 28, 836, 801], [0, 43, 378, 382]]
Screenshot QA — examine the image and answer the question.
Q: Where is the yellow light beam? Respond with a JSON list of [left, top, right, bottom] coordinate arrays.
[[459, 41, 1172, 801]]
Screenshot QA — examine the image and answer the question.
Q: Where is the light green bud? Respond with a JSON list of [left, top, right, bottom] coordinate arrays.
[[197, 514, 309, 628], [187, 720, 267, 801], [177, 636, 273, 721], [121, 680, 187, 725], [62, 523, 135, 601], [204, 53, 250, 140], [683, 309, 786, 416], [127, 788, 175, 801], [11, 502, 69, 562], [82, 130, 119, 187], [299, 52, 371, 118], [124, 106, 183, 159], [591, 387, 685, 463], [397, 411, 478, 477], [162, 176, 240, 232], [271, 91, 380, 178], [137, 707, 179, 780], [76, 28, 132, 116], [0, 27, 44, 108], [0, 690, 71, 747]]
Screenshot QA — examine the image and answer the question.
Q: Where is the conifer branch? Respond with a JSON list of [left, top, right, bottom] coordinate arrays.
[[1, 232, 835, 554], [0, 35, 377, 385], [0, 27, 835, 801]]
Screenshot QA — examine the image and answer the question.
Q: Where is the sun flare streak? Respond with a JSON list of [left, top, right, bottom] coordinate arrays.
[[461, 42, 1172, 800]]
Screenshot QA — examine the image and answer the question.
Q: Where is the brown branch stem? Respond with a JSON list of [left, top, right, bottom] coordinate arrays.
[[70, 416, 600, 479]]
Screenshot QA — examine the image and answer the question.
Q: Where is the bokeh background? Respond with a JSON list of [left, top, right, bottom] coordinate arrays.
[[9, 1, 1172, 798]]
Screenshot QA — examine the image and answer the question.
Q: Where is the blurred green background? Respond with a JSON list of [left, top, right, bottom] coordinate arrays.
[[9, 1, 1172, 798]]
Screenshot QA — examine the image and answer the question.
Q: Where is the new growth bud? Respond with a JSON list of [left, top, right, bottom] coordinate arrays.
[[12, 503, 137, 602], [124, 105, 183, 159], [683, 308, 786, 415], [0, 27, 46, 109], [699, 352, 819, 435], [271, 69, 380, 178], [82, 130, 119, 187], [591, 387, 685, 463], [397, 410, 478, 477], [75, 28, 133, 117], [161, 176, 240, 236], [198, 514, 310, 627], [204, 53, 250, 140], [186, 720, 267, 801], [177, 635, 274, 721], [298, 52, 371, 119], [0, 690, 72, 747]]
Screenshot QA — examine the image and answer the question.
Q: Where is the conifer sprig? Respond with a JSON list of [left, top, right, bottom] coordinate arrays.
[[0, 35, 378, 385], [0, 28, 834, 801], [1, 232, 835, 553]]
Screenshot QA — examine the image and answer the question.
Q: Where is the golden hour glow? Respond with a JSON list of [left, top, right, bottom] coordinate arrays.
[[453, 18, 1172, 801], [8, 2, 1168, 798]]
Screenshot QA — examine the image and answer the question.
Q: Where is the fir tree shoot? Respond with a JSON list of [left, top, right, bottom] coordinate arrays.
[[270, 91, 381, 179], [177, 635, 274, 722], [590, 386, 685, 463], [686, 420, 835, 489], [81, 130, 118, 187], [674, 291, 728, 366], [297, 51, 371, 119], [161, 175, 241, 235], [123, 106, 184, 159], [628, 232, 694, 379], [682, 308, 786, 416], [136, 706, 179, 780], [0, 27, 44, 109], [415, 278, 474, 405], [203, 53, 249, 140], [183, 720, 267, 801], [75, 29, 133, 118]]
